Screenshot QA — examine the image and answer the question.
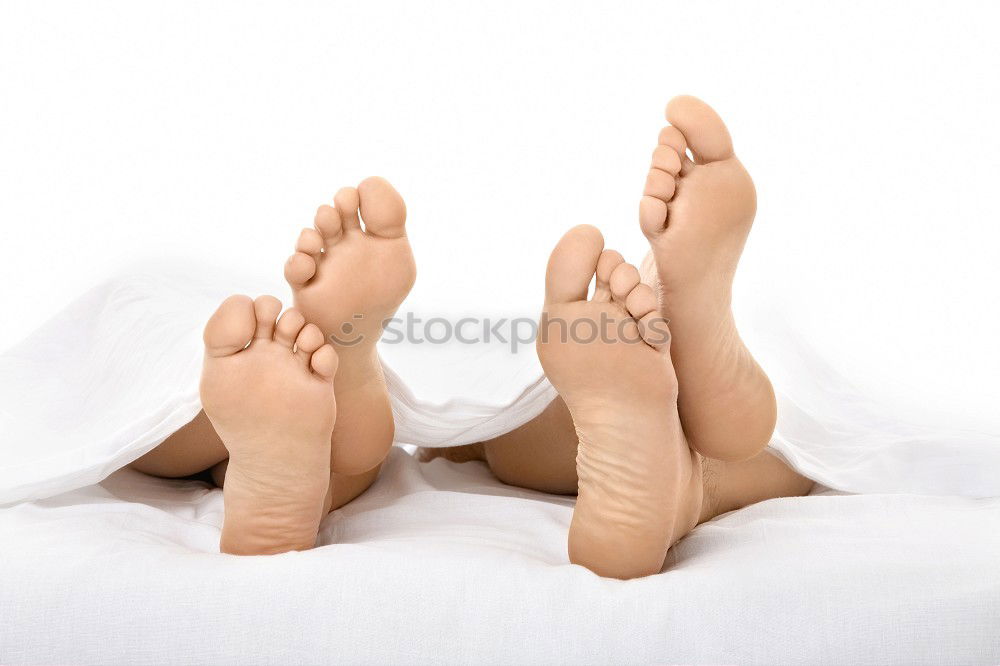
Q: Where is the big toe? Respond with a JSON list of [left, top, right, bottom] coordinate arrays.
[[665, 95, 734, 164], [545, 225, 604, 304], [358, 176, 407, 238], [204, 295, 256, 357]]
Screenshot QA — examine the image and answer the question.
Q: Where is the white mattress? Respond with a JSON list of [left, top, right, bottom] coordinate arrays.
[[2, 448, 998, 665]]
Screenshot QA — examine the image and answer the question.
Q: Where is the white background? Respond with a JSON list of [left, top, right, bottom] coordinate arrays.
[[1, 1, 998, 430]]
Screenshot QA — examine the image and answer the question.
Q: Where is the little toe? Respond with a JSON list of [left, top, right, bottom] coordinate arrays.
[[296, 228, 324, 257], [252, 295, 283, 341], [314, 204, 343, 241], [294, 323, 326, 365], [644, 168, 676, 202], [665, 95, 734, 164], [274, 308, 307, 348], [624, 283, 657, 320], [334, 187, 362, 231], [310, 345, 339, 381], [594, 249, 624, 302], [639, 196, 669, 238], [545, 225, 605, 304], [203, 295, 256, 358], [284, 252, 317, 288], [609, 263, 641, 303], [358, 176, 407, 239], [638, 311, 672, 351]]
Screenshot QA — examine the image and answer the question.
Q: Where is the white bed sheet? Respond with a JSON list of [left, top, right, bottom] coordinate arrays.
[[2, 448, 998, 665], [4, 266, 1000, 506]]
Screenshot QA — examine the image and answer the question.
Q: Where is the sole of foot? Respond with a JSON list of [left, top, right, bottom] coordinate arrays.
[[537, 225, 702, 579], [639, 95, 776, 462], [200, 295, 338, 555], [284, 176, 415, 476]]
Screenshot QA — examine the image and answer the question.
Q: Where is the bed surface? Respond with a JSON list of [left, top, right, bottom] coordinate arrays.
[[2, 448, 998, 665]]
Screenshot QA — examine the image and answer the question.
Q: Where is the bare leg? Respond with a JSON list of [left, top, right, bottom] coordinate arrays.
[[422, 399, 580, 495], [700, 452, 814, 521], [135, 408, 381, 512], [460, 404, 810, 505], [131, 410, 228, 478]]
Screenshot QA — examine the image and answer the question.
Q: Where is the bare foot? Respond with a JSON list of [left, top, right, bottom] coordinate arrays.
[[537, 225, 702, 579], [200, 295, 338, 555], [639, 95, 776, 462], [285, 177, 415, 476]]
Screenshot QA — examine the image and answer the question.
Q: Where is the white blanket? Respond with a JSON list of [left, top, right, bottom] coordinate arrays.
[[2, 449, 998, 665], [2, 265, 999, 504]]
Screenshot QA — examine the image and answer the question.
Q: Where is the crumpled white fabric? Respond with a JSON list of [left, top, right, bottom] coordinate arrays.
[[2, 450, 999, 665], [1, 263, 998, 504]]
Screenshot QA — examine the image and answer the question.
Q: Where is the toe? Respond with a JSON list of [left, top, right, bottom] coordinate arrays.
[[639, 196, 668, 238], [294, 323, 326, 364], [658, 125, 688, 158], [203, 295, 256, 358], [334, 187, 362, 231], [593, 250, 624, 302], [651, 145, 682, 175], [609, 263, 641, 303], [296, 228, 324, 257], [624, 283, 657, 320], [665, 95, 734, 164], [358, 176, 407, 239], [644, 168, 676, 202], [252, 295, 283, 341], [274, 308, 306, 348], [314, 204, 343, 242], [310, 344, 339, 381], [638, 312, 672, 351], [545, 225, 605, 304], [284, 252, 317, 288]]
